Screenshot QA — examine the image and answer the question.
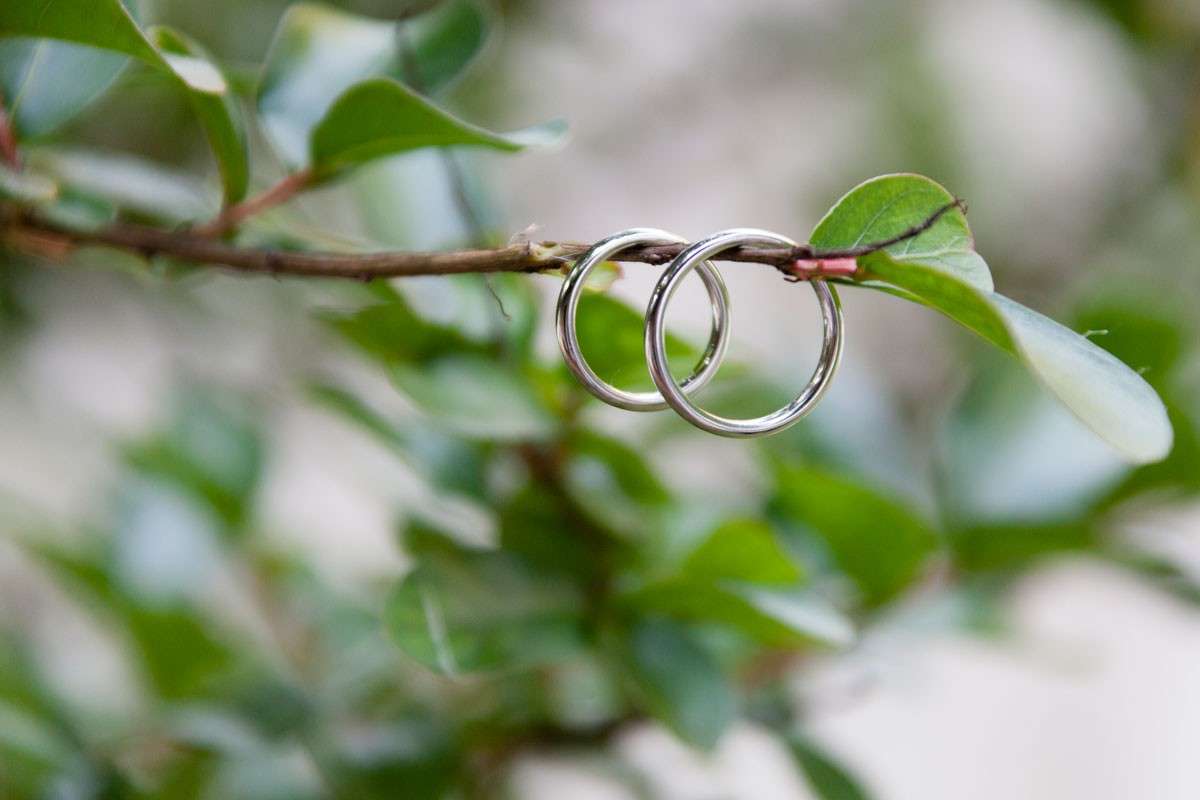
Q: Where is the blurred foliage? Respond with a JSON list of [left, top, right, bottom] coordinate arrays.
[[1, 1, 1199, 799]]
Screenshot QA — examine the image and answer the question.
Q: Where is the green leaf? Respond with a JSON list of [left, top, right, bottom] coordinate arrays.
[[682, 519, 803, 586], [858, 251, 1010, 347], [148, 27, 249, 204], [27, 146, 216, 223], [571, 293, 699, 394], [1108, 550, 1200, 607], [21, 535, 238, 700], [0, 700, 73, 789], [625, 579, 853, 648], [309, 77, 565, 178], [402, 0, 491, 94], [499, 483, 610, 584], [621, 618, 734, 750], [123, 388, 264, 535], [0, 38, 126, 137], [788, 733, 873, 800], [772, 463, 938, 607], [562, 429, 673, 537], [0, 0, 224, 93], [951, 520, 1096, 574], [308, 383, 490, 500], [544, 656, 625, 732], [323, 285, 486, 366], [258, 0, 491, 167], [401, 515, 492, 556], [392, 355, 555, 442], [810, 173, 991, 291], [862, 251, 1173, 464], [320, 719, 459, 800], [384, 550, 585, 675]]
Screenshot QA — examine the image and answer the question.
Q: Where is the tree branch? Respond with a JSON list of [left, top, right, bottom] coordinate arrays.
[[2, 200, 964, 282]]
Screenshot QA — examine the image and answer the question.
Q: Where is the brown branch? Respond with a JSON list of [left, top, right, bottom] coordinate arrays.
[[2, 200, 965, 282]]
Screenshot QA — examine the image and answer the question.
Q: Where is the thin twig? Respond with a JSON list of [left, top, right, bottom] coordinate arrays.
[[193, 169, 314, 237], [2, 200, 965, 281]]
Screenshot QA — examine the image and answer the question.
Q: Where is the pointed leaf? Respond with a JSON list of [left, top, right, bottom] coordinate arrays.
[[0, 0, 222, 93], [682, 519, 803, 586], [391, 355, 555, 442], [810, 173, 991, 291], [402, 0, 490, 94], [149, 27, 249, 204], [625, 579, 853, 648], [993, 292, 1172, 464], [772, 463, 938, 607], [571, 292, 698, 394], [384, 551, 585, 674], [257, 0, 490, 167], [28, 146, 216, 223], [309, 77, 564, 178], [861, 251, 1173, 463], [563, 429, 673, 537], [0, 38, 127, 137], [621, 619, 734, 750], [788, 734, 873, 800]]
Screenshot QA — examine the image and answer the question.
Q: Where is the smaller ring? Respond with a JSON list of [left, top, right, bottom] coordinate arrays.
[[645, 228, 844, 437], [556, 228, 731, 411]]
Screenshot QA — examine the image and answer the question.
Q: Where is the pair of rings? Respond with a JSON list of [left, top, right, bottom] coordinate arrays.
[[556, 228, 845, 438]]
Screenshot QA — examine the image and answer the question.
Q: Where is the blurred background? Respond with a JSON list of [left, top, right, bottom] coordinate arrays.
[[2, 0, 1200, 797]]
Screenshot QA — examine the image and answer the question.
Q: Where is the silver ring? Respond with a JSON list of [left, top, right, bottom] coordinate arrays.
[[556, 228, 732, 411], [645, 228, 844, 437]]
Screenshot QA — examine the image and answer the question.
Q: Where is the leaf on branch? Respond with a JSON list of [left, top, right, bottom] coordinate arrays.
[[811, 173, 991, 290], [384, 548, 586, 675], [788, 733, 875, 800], [148, 27, 249, 204], [0, 38, 127, 138], [0, 4, 247, 203], [562, 429, 674, 538], [257, 0, 492, 168], [625, 579, 853, 648], [308, 77, 565, 179], [620, 618, 735, 750], [811, 173, 1173, 464], [771, 463, 938, 608], [682, 518, 804, 586], [862, 252, 1172, 464], [0, 0, 223, 93], [391, 355, 556, 442], [570, 293, 698, 394], [27, 146, 216, 224]]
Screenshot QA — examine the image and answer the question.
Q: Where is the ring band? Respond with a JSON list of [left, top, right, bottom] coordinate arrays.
[[644, 228, 844, 437], [556, 228, 732, 412]]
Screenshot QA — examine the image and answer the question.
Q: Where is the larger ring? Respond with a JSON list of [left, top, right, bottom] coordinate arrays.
[[645, 228, 844, 437], [557, 228, 732, 411]]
